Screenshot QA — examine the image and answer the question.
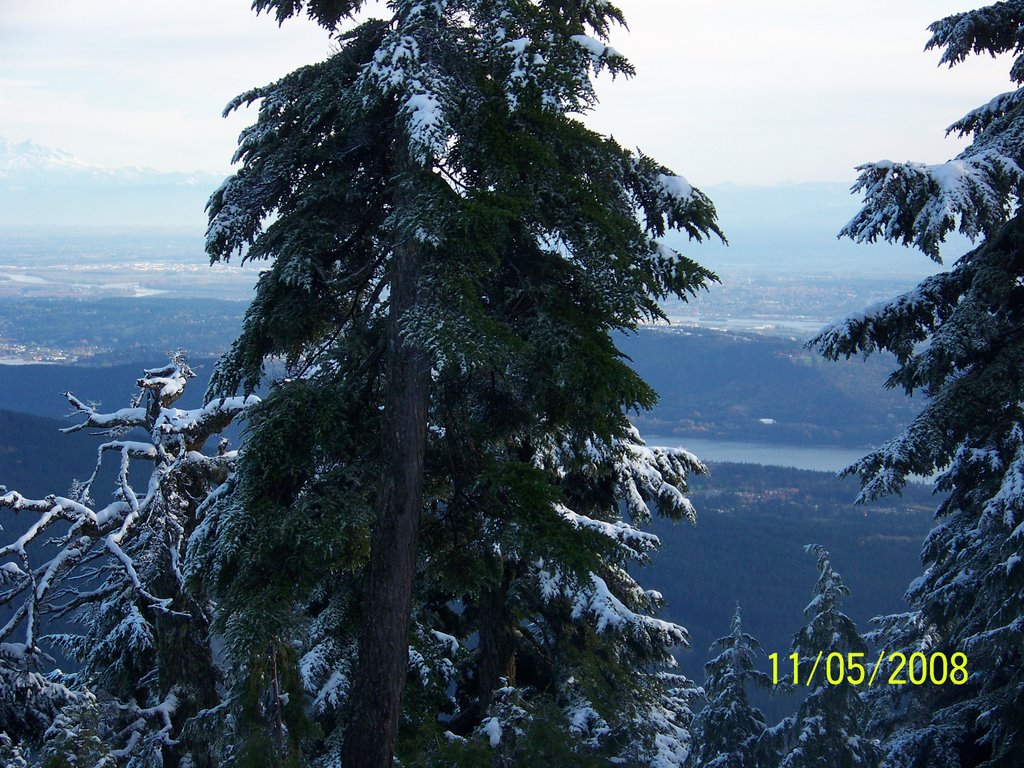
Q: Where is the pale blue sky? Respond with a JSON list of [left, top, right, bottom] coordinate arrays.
[[0, 0, 1013, 185]]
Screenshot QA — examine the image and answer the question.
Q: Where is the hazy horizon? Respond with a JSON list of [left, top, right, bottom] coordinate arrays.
[[2, 0, 1013, 186]]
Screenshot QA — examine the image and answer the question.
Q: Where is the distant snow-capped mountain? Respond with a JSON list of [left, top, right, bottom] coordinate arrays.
[[0, 135, 222, 183], [0, 136, 99, 173], [0, 136, 226, 228]]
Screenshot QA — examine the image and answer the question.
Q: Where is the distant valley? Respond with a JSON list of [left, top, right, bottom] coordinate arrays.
[[0, 197, 942, 721], [0, 306, 935, 664], [0, 401, 935, 723], [0, 297, 916, 449]]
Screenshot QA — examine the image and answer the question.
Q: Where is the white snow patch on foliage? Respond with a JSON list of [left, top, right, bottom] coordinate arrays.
[[570, 34, 621, 62], [556, 503, 660, 555], [317, 670, 349, 712], [535, 559, 562, 601], [656, 173, 694, 203], [481, 716, 502, 747], [404, 93, 443, 148], [534, 566, 689, 647], [429, 629, 459, 655], [504, 37, 530, 55], [409, 647, 432, 687]]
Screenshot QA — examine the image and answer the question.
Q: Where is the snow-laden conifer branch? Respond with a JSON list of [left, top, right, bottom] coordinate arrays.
[[841, 153, 1023, 260], [0, 357, 255, 761], [555, 503, 660, 559], [617, 433, 705, 524], [107, 691, 180, 760], [631, 153, 724, 244], [533, 560, 688, 651], [840, 2, 1024, 261], [532, 426, 705, 527], [926, 1, 1024, 76], [948, 88, 1024, 137], [360, 23, 455, 165]]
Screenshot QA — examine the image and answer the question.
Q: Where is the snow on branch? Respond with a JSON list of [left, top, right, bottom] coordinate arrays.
[[810, 268, 964, 364], [531, 425, 704, 529], [569, 33, 623, 67], [841, 153, 1023, 259], [631, 152, 724, 243], [571, 571, 688, 648], [948, 88, 1024, 138], [0, 358, 257, 659], [360, 26, 453, 166], [60, 395, 148, 435], [154, 395, 260, 449], [926, 2, 1024, 78], [616, 426, 705, 524], [61, 356, 196, 435], [555, 503, 660, 559], [534, 560, 688, 651]]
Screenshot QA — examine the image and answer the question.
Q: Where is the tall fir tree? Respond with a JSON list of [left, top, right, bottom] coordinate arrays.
[[765, 546, 880, 768], [812, 4, 1024, 765], [195, 0, 721, 765], [685, 604, 769, 768]]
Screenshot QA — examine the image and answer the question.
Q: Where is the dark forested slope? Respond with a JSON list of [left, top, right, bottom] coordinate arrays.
[[0, 348, 935, 724], [0, 409, 97, 498], [1, 312, 914, 448], [620, 326, 919, 446]]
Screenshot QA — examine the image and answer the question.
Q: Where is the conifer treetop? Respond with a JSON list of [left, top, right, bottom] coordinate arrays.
[[771, 546, 880, 768], [685, 604, 769, 768]]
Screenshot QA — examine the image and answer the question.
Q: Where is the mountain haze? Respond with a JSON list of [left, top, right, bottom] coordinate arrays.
[[0, 137, 968, 278], [0, 136, 224, 229]]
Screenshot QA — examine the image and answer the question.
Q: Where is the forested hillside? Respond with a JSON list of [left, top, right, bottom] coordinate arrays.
[[645, 463, 935, 695], [622, 327, 918, 446], [0, 318, 915, 447], [0, 400, 936, 730], [0, 410, 96, 498]]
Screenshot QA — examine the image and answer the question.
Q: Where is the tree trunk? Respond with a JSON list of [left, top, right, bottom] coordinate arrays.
[[343, 160, 430, 768], [477, 563, 517, 714], [152, 567, 219, 768]]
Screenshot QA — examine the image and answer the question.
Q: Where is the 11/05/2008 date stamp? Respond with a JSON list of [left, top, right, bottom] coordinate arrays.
[[768, 651, 969, 687]]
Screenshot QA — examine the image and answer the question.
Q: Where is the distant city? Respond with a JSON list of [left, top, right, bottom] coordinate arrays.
[[0, 230, 924, 365]]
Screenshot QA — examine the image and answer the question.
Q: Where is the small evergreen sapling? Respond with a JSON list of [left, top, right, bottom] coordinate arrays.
[[767, 546, 880, 768], [685, 604, 770, 768]]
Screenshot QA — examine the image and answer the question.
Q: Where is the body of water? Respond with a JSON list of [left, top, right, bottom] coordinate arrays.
[[0, 358, 56, 366], [643, 435, 868, 474]]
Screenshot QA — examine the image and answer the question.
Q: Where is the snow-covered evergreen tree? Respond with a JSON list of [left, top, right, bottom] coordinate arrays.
[[0, 662, 70, 761], [812, 5, 1024, 765], [768, 546, 880, 768], [0, 730, 29, 768], [196, 1, 721, 765], [0, 357, 256, 766], [685, 604, 769, 768]]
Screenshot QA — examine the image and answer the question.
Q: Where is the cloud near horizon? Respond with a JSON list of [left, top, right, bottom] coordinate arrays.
[[0, 0, 1014, 185]]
